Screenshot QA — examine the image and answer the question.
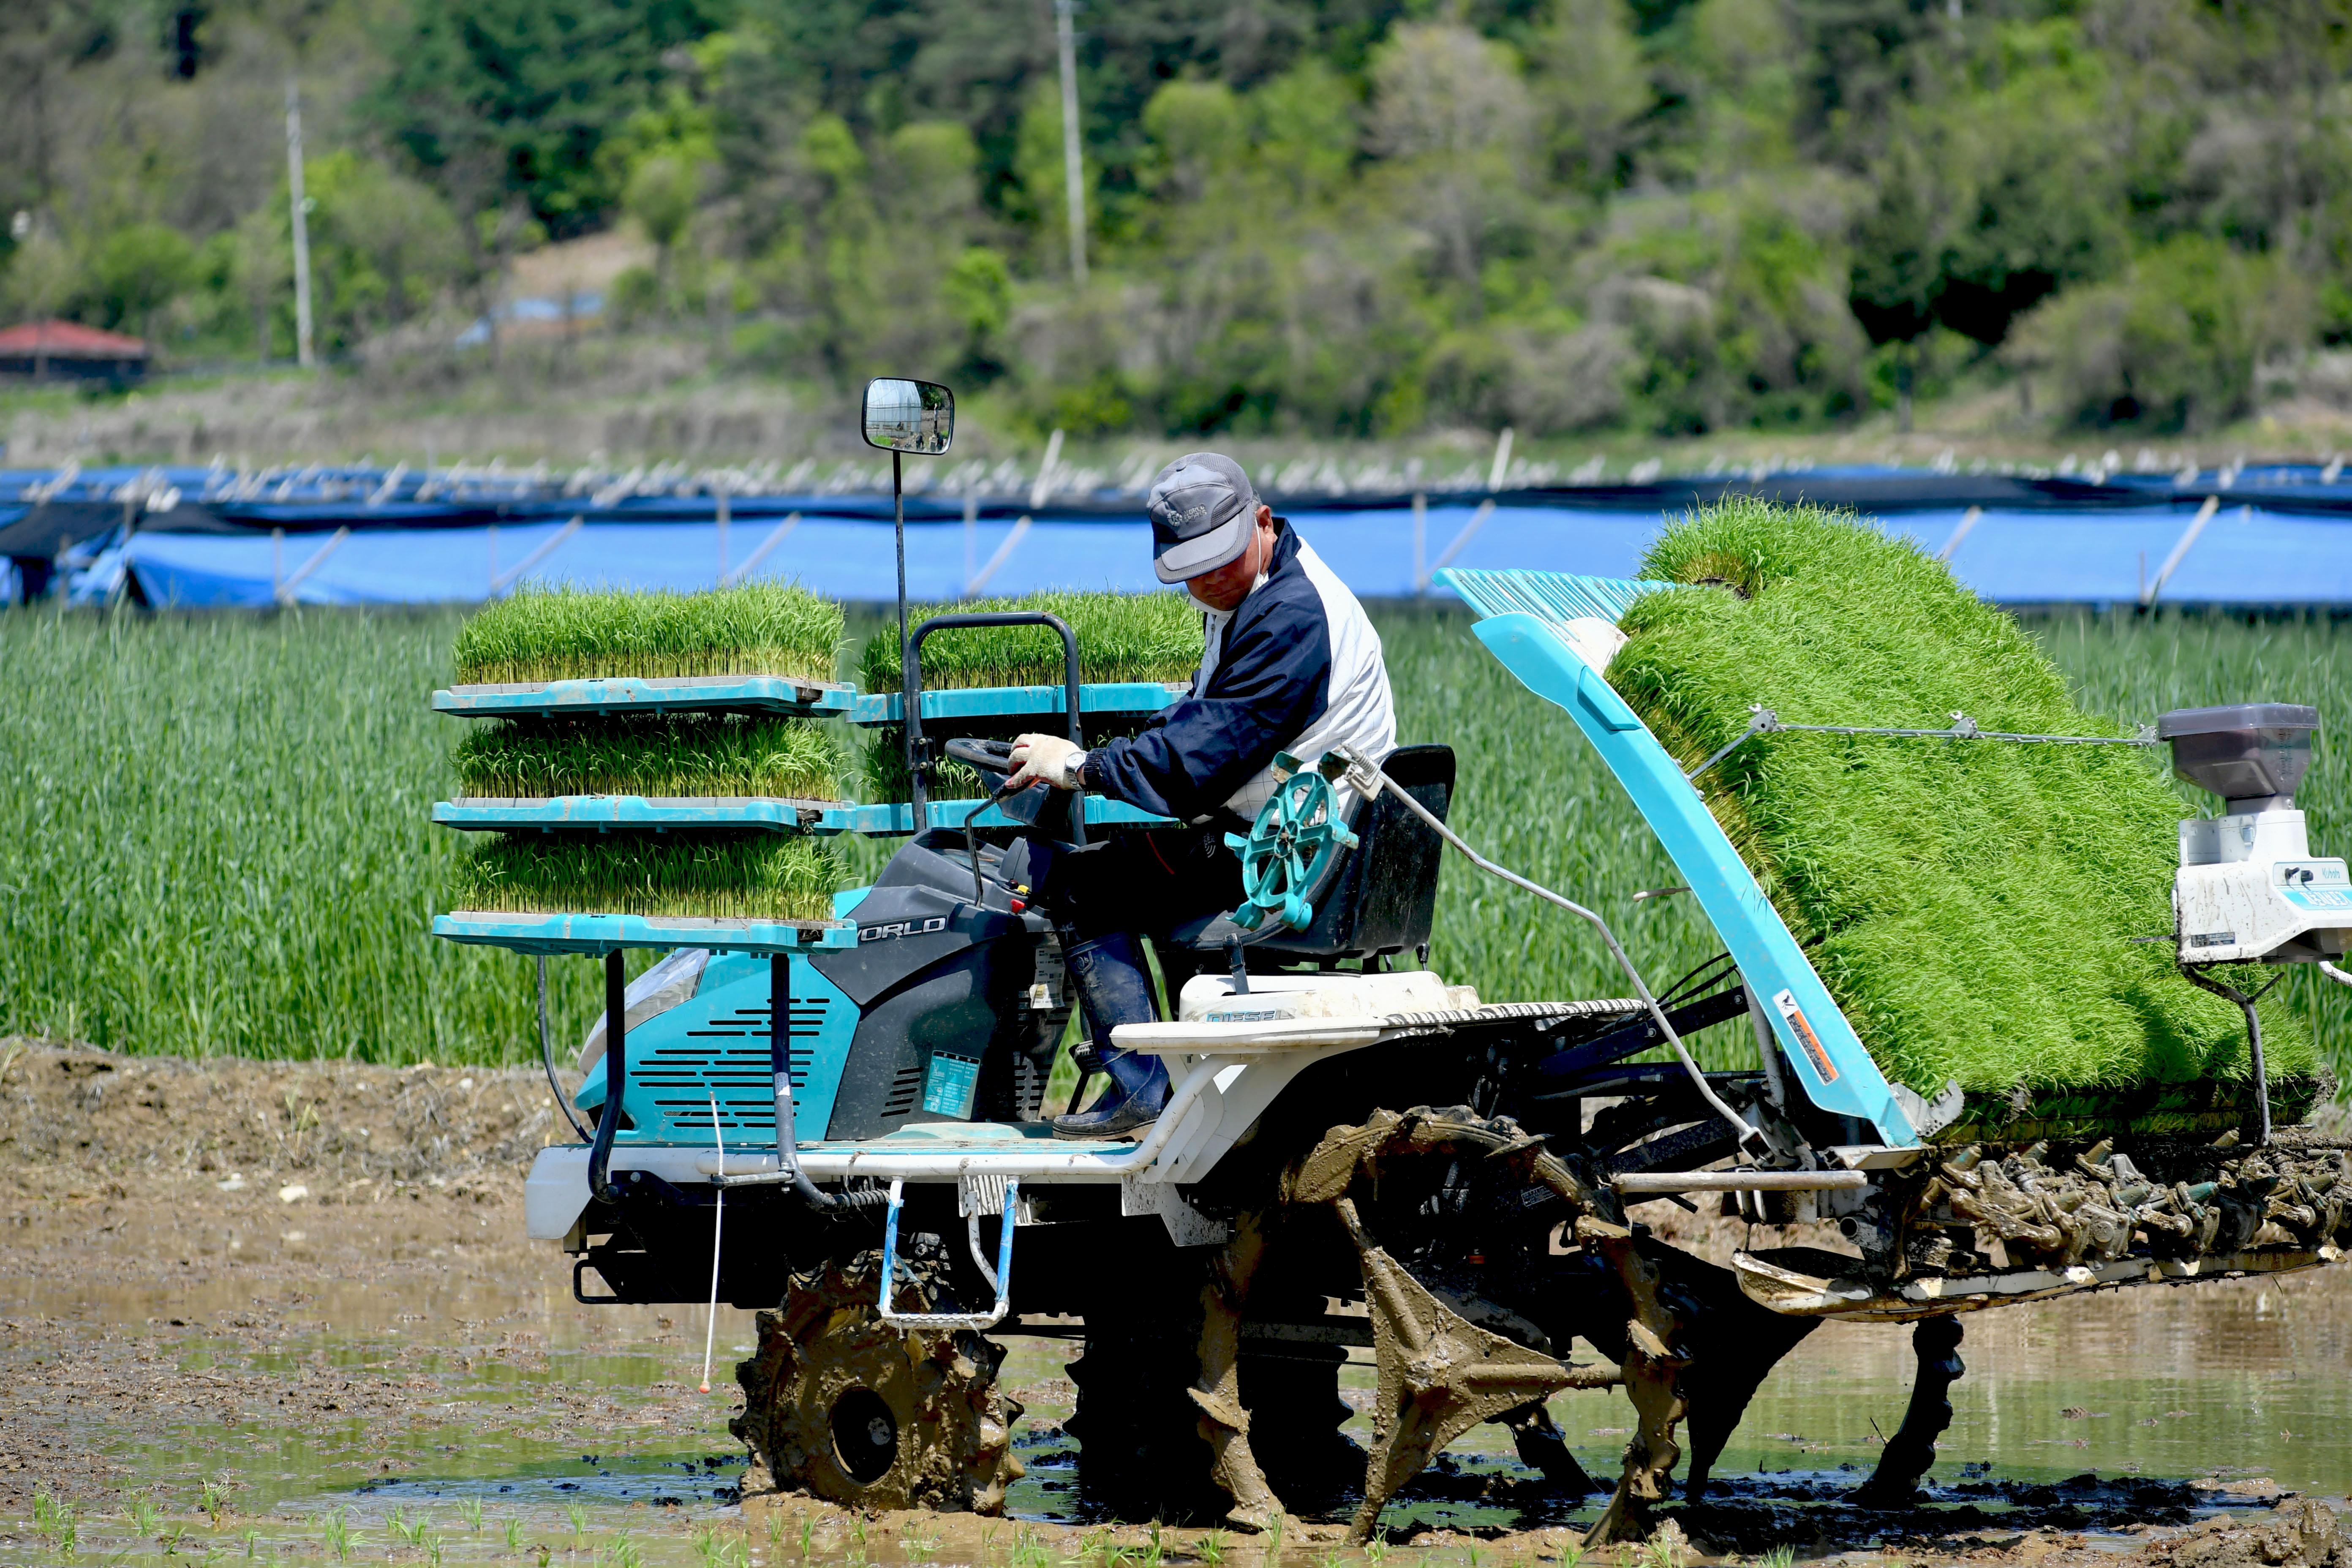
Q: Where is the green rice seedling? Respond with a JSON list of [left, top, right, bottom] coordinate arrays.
[[857, 591, 1203, 692], [201, 1479, 229, 1526], [161, 1520, 188, 1553], [507, 1517, 528, 1551], [1196, 1530, 1227, 1567], [0, 606, 619, 1065], [389, 1508, 424, 1546], [567, 1503, 590, 1546], [453, 583, 844, 686], [458, 1497, 484, 1533], [320, 1509, 352, 1563], [34, 1490, 76, 1553], [244, 1527, 263, 1558], [449, 833, 842, 922], [454, 715, 844, 802], [792, 1514, 810, 1557], [131, 1496, 161, 1537], [1606, 498, 2310, 1100]]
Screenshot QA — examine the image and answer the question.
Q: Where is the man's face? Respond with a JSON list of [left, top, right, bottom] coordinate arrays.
[[1184, 505, 1274, 612]]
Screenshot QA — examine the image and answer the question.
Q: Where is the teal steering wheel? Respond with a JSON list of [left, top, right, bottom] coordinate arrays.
[[1222, 754, 1360, 932]]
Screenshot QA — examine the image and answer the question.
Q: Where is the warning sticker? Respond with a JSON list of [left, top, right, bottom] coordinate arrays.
[[1772, 989, 1839, 1083], [922, 1053, 981, 1119]]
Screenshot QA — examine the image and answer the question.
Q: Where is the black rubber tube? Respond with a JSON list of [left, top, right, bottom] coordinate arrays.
[[770, 952, 871, 1211], [587, 948, 627, 1201], [540, 955, 591, 1141]]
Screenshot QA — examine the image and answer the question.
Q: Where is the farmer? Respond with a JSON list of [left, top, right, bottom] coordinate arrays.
[[1007, 452, 1396, 1138]]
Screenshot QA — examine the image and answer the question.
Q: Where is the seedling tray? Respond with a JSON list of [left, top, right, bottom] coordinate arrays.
[[433, 674, 856, 719], [432, 793, 1178, 836], [435, 795, 852, 834], [433, 910, 856, 955]]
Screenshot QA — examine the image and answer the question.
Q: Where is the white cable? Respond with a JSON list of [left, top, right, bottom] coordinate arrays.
[[1333, 744, 1767, 1156], [2320, 961, 2352, 990], [700, 1088, 723, 1394]]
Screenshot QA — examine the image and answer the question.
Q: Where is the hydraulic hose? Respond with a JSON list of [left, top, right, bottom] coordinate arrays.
[[586, 949, 628, 1202], [1332, 745, 1769, 1158], [767, 953, 886, 1212], [539, 955, 592, 1142]]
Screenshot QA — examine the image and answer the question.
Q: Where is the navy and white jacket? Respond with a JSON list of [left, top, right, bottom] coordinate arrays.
[[1079, 520, 1396, 824]]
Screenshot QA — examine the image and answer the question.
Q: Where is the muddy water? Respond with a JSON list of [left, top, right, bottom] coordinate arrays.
[[5, 1183, 2345, 1568]]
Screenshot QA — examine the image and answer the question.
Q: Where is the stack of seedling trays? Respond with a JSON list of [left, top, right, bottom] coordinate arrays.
[[849, 591, 1204, 836], [430, 584, 860, 955]]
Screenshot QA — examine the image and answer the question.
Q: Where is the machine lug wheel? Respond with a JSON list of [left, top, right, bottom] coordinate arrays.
[[732, 1250, 1025, 1514]]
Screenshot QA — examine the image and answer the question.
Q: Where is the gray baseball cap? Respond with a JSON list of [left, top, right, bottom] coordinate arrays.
[[1146, 452, 1260, 584]]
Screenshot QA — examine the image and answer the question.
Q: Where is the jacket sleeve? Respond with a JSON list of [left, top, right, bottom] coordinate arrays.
[[1082, 601, 1331, 820]]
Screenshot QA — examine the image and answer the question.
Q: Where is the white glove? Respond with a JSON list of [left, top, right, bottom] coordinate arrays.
[[1008, 733, 1086, 790]]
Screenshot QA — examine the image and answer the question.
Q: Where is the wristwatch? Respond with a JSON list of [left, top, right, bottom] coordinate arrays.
[[1059, 749, 1090, 789]]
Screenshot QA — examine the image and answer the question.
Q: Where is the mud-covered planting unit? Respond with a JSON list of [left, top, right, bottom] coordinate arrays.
[[452, 461, 2346, 1542]]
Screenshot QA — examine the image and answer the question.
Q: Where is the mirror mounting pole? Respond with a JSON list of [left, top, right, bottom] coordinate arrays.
[[895, 448, 924, 833]]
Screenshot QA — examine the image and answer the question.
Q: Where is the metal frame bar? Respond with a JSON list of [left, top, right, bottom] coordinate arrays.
[[903, 611, 1086, 842]]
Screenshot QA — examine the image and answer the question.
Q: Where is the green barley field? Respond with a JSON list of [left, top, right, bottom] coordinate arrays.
[[3, 600, 2350, 1078]]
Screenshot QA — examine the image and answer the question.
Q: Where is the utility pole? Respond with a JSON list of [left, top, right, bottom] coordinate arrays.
[[1054, 0, 1088, 285], [285, 79, 316, 369]]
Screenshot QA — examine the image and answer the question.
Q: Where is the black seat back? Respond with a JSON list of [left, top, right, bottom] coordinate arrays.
[[1179, 744, 1455, 964]]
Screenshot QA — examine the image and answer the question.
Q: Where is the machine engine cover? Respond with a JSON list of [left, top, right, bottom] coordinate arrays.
[[811, 838, 1051, 1138]]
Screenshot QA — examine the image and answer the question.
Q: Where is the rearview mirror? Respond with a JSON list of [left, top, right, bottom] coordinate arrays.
[[862, 378, 955, 455]]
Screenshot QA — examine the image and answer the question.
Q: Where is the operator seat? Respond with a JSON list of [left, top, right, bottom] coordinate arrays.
[[1169, 744, 1455, 970]]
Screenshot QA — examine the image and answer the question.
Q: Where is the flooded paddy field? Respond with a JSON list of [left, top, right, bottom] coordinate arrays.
[[0, 1042, 2345, 1568]]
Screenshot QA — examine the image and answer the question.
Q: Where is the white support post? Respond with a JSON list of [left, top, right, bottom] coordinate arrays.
[[1934, 505, 1982, 563], [722, 512, 801, 587], [1411, 491, 1427, 595], [966, 517, 1034, 598], [274, 526, 350, 604], [285, 80, 315, 370], [715, 482, 730, 583], [2143, 495, 2221, 608], [490, 516, 585, 596], [1054, 0, 1088, 285], [1426, 499, 1496, 584]]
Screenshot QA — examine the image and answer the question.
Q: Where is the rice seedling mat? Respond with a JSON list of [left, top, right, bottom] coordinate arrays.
[[433, 910, 856, 955], [433, 673, 855, 720], [1448, 499, 2317, 1125], [848, 681, 1191, 728]]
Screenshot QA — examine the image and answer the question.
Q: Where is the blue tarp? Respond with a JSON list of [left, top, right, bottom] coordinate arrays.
[[103, 499, 2352, 607]]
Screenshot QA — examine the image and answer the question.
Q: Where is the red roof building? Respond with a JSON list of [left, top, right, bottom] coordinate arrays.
[[0, 319, 150, 381]]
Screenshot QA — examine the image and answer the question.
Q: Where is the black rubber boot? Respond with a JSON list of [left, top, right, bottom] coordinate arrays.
[[1053, 932, 1169, 1140]]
